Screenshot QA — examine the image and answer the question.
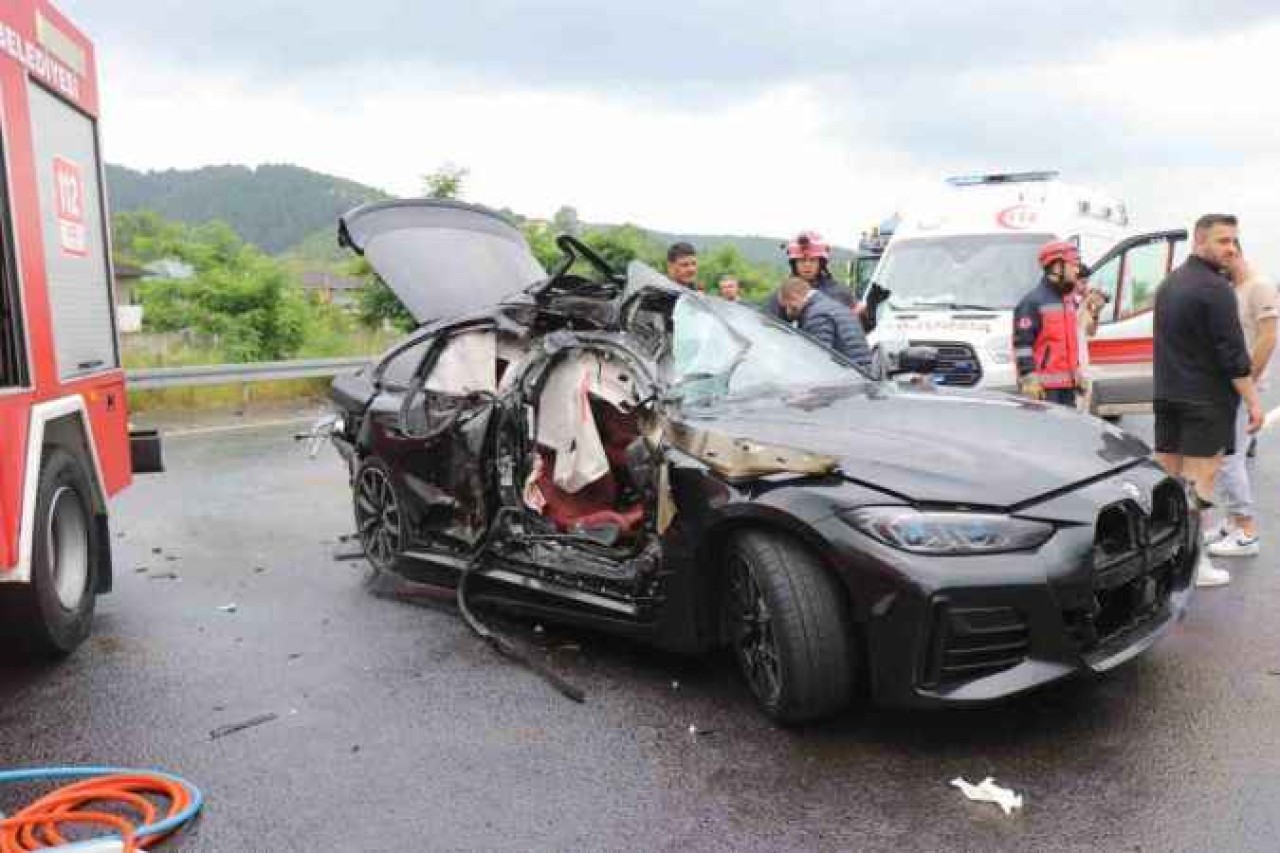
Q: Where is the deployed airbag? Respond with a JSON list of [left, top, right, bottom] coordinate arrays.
[[536, 353, 641, 493]]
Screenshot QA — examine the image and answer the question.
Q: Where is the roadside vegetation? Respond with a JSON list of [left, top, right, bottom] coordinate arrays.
[[115, 165, 792, 411]]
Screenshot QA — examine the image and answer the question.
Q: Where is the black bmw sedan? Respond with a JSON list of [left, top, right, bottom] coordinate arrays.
[[326, 199, 1197, 724]]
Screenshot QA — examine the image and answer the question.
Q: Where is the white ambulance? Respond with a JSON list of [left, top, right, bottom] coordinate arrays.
[[868, 171, 1186, 416]]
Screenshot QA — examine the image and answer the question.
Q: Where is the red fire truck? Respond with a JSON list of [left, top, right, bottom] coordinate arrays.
[[0, 0, 157, 657]]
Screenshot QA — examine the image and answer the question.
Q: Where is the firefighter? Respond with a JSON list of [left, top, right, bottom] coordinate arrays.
[[764, 231, 860, 321], [1014, 241, 1086, 406]]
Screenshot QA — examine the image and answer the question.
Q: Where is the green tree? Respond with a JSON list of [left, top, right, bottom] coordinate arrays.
[[696, 244, 779, 300], [129, 215, 312, 361], [351, 257, 416, 332], [580, 224, 664, 273], [521, 220, 562, 270], [422, 163, 468, 199]]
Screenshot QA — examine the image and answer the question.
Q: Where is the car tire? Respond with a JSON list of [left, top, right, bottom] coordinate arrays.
[[725, 530, 856, 724], [0, 448, 100, 659], [353, 456, 410, 575]]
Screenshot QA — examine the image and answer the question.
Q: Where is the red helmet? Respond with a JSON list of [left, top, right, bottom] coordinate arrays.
[[1037, 240, 1081, 269], [786, 231, 830, 260]]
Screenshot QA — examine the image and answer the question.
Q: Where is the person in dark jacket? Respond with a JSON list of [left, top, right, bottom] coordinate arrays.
[[764, 231, 861, 322], [779, 276, 872, 370], [1152, 213, 1263, 588], [1012, 240, 1085, 407]]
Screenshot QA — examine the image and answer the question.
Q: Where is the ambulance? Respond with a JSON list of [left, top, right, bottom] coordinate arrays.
[[867, 171, 1186, 416]]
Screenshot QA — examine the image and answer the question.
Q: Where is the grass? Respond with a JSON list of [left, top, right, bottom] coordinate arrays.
[[121, 323, 398, 413]]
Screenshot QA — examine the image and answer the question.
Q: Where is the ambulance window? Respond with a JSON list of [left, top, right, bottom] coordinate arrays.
[[26, 82, 118, 380], [0, 128, 26, 388], [1086, 255, 1120, 325], [1118, 240, 1169, 319]]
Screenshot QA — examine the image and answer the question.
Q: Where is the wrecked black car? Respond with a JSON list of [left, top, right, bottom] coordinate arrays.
[[326, 199, 1197, 724]]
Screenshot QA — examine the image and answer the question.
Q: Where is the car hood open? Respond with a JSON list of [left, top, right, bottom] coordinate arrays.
[[679, 386, 1151, 508], [338, 199, 546, 324]]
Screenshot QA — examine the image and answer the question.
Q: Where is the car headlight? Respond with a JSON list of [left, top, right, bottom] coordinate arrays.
[[843, 507, 1053, 554]]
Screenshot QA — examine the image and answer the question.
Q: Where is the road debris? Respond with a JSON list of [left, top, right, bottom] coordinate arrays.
[[951, 776, 1023, 815], [217, 603, 238, 613], [210, 712, 278, 740], [148, 571, 180, 581], [134, 565, 149, 573]]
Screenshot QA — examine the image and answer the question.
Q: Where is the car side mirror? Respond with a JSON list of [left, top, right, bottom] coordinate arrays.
[[892, 345, 939, 376]]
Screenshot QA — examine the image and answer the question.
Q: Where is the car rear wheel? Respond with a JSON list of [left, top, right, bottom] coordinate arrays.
[[0, 448, 101, 659], [725, 530, 856, 724], [353, 458, 408, 574]]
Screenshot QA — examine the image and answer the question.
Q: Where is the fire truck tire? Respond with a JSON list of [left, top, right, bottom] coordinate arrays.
[[0, 447, 100, 659]]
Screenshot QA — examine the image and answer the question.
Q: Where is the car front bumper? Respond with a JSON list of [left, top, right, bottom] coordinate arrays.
[[810, 479, 1196, 709]]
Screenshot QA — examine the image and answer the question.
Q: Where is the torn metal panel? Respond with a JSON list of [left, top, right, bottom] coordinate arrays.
[[665, 421, 838, 480]]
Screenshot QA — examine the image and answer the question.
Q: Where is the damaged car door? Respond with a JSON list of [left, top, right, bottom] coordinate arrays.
[[394, 325, 504, 555]]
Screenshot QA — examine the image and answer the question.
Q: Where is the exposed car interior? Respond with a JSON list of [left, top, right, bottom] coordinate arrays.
[[525, 351, 651, 546]]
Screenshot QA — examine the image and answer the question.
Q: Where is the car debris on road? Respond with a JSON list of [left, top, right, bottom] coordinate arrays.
[[951, 777, 1024, 815]]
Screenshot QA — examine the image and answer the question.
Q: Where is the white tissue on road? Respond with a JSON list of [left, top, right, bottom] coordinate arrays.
[[950, 776, 1023, 815]]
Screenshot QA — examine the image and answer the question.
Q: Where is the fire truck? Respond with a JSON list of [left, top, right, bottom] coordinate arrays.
[[0, 0, 157, 658]]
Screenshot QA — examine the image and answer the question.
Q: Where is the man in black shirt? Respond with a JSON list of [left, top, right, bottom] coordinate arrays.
[[1153, 213, 1263, 587]]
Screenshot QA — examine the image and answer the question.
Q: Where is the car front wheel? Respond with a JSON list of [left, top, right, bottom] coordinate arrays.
[[725, 530, 857, 724]]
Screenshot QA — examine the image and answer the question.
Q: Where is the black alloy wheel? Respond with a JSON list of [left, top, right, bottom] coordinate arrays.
[[728, 551, 783, 708], [725, 531, 858, 724], [354, 460, 404, 573]]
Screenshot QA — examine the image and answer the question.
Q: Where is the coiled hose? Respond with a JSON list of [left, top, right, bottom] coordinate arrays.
[[0, 767, 202, 852]]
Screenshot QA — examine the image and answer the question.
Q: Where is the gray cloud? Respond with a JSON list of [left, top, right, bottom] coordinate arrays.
[[69, 0, 1279, 96]]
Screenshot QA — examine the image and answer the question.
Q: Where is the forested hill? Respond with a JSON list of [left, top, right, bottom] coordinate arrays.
[[105, 163, 850, 267], [105, 164, 391, 254]]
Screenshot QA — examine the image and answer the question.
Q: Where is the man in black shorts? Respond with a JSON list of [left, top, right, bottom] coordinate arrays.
[[1153, 213, 1263, 587]]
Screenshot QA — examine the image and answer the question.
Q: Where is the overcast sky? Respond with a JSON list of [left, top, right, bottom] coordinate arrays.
[[65, 1, 1280, 271]]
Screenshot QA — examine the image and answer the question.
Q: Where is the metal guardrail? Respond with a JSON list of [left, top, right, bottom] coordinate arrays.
[[125, 356, 369, 390]]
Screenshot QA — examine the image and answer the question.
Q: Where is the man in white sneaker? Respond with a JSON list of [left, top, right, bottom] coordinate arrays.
[[1152, 214, 1263, 588], [1208, 242, 1277, 558]]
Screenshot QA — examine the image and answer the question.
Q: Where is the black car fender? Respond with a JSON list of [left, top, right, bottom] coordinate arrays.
[[681, 475, 900, 637]]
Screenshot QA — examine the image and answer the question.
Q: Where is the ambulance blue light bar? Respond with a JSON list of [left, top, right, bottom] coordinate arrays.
[[946, 171, 1060, 187]]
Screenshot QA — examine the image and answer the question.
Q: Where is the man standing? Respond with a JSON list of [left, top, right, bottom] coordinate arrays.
[[1073, 269, 1108, 412], [1012, 241, 1086, 407], [1207, 243, 1277, 558], [778, 277, 872, 370], [764, 231, 859, 320], [666, 242, 700, 290], [1153, 214, 1263, 588], [717, 276, 742, 302]]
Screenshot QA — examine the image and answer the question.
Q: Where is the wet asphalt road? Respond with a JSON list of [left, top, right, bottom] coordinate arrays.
[[3, 406, 1280, 852]]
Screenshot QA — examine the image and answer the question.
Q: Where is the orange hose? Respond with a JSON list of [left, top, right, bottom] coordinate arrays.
[[0, 772, 192, 852]]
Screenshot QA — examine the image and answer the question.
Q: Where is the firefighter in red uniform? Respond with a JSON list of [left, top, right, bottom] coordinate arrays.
[[1013, 241, 1085, 406]]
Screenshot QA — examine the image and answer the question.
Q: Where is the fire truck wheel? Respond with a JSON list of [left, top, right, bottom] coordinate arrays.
[[1, 448, 100, 659]]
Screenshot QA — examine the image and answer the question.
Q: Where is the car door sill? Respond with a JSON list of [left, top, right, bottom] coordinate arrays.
[[402, 549, 640, 616]]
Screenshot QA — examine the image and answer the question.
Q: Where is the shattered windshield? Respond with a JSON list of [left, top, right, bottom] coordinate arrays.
[[878, 233, 1052, 310], [625, 262, 870, 404]]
